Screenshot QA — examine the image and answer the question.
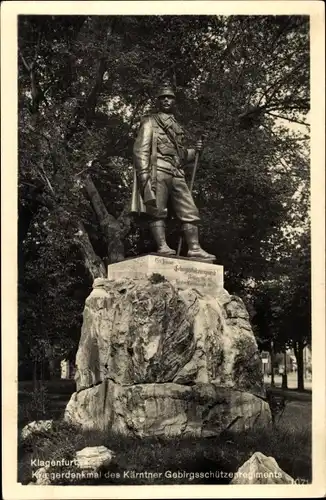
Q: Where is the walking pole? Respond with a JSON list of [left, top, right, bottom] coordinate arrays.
[[176, 138, 203, 256]]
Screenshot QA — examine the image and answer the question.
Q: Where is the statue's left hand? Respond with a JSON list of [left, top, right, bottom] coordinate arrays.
[[195, 139, 204, 152]]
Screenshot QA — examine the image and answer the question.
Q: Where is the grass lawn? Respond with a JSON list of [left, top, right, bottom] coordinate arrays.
[[17, 380, 311, 486]]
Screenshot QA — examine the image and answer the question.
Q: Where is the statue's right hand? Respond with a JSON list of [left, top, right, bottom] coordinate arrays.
[[138, 171, 156, 206]]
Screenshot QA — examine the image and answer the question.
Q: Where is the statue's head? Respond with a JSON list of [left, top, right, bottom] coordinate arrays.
[[156, 82, 176, 113]]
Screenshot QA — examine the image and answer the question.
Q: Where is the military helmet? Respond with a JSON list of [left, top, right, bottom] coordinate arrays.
[[156, 81, 176, 99]]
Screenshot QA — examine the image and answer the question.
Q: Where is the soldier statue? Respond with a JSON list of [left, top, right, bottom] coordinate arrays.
[[131, 82, 215, 261]]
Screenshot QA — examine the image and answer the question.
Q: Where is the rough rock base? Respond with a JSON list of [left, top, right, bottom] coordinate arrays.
[[64, 262, 272, 438]]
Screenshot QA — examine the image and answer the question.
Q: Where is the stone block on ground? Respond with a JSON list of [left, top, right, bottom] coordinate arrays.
[[231, 452, 294, 484], [21, 420, 54, 440], [33, 467, 52, 485], [76, 446, 115, 470]]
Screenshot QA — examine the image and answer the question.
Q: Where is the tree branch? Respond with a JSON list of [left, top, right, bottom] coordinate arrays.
[[65, 57, 107, 141], [64, 18, 116, 143], [38, 165, 56, 196], [33, 31, 42, 68], [239, 99, 310, 125], [117, 201, 132, 238], [83, 175, 125, 263], [262, 60, 306, 105], [73, 221, 106, 280], [26, 124, 52, 146], [265, 111, 310, 128], [19, 48, 31, 72]]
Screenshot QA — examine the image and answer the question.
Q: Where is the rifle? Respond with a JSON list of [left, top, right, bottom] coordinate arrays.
[[176, 135, 205, 256]]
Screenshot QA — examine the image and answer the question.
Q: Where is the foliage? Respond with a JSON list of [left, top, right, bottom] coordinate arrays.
[[18, 384, 49, 423], [18, 15, 310, 376], [149, 273, 167, 284], [250, 228, 310, 389], [18, 379, 76, 428]]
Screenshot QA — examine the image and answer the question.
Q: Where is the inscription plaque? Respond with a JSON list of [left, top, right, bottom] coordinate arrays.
[[107, 255, 224, 296]]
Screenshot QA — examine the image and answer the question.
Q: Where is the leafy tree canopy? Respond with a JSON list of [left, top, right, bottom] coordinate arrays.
[[18, 15, 310, 377]]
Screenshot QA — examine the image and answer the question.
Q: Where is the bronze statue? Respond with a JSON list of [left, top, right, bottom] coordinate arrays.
[[131, 82, 215, 261]]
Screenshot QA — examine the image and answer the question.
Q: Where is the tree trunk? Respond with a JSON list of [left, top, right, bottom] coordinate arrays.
[[281, 348, 288, 389], [270, 340, 275, 387], [33, 361, 38, 391], [48, 358, 58, 379], [73, 220, 106, 279], [18, 195, 44, 270], [65, 17, 116, 142], [294, 339, 305, 391], [83, 175, 125, 263]]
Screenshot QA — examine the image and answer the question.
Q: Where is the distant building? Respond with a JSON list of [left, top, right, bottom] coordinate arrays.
[[303, 345, 312, 379], [261, 351, 271, 374], [261, 346, 312, 379], [60, 359, 76, 380]]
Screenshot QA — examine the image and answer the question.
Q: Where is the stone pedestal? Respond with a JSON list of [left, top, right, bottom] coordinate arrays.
[[107, 254, 224, 297], [65, 255, 271, 437]]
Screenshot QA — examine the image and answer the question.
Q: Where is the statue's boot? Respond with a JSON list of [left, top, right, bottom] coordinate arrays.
[[182, 223, 215, 260], [150, 220, 176, 256]]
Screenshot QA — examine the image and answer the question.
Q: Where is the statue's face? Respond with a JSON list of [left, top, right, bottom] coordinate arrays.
[[158, 95, 175, 113]]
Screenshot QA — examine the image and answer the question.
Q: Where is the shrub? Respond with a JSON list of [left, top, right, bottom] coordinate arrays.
[[149, 273, 167, 284], [18, 383, 49, 425]]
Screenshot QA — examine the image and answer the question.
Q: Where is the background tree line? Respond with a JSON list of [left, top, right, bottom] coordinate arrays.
[[18, 15, 310, 389]]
